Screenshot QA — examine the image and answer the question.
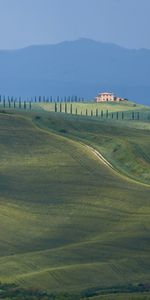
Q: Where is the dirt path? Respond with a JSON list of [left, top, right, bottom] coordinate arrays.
[[85, 144, 115, 170], [83, 143, 150, 188]]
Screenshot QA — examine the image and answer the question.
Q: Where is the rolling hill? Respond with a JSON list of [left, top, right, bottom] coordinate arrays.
[[0, 38, 150, 104], [0, 106, 150, 299]]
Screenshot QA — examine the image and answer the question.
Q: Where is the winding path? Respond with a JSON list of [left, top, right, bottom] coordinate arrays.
[[83, 143, 150, 188]]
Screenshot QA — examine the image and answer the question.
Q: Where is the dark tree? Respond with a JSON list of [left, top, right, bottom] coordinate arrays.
[[65, 103, 67, 114], [55, 102, 57, 112], [106, 109, 109, 118], [3, 97, 5, 108]]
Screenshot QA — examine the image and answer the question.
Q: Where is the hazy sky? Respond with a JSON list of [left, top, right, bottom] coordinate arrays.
[[0, 0, 149, 49]]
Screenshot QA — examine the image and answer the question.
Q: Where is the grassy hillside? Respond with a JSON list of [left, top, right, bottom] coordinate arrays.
[[0, 109, 150, 296], [34, 111, 150, 184], [38, 101, 150, 121], [89, 293, 150, 300]]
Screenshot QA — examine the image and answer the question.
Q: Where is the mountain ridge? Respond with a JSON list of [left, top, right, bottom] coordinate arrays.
[[0, 38, 150, 104]]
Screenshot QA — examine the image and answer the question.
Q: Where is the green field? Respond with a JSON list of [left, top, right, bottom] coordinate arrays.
[[0, 102, 150, 299], [37, 101, 150, 121], [89, 293, 150, 300]]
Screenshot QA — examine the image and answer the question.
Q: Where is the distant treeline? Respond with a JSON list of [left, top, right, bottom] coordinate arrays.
[[0, 95, 84, 103], [0, 95, 150, 121], [53, 103, 150, 121]]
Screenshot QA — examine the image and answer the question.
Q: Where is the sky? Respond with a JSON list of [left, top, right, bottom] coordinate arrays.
[[0, 0, 149, 50]]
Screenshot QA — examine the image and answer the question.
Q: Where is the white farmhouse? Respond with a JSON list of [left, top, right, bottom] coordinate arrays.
[[96, 92, 126, 102]]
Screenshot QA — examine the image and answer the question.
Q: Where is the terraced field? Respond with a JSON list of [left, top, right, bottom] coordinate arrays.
[[0, 109, 150, 298]]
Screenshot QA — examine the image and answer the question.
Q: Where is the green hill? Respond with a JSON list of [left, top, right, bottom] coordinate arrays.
[[0, 108, 150, 298]]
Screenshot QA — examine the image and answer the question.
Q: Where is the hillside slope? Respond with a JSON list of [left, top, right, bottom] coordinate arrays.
[[0, 111, 150, 294]]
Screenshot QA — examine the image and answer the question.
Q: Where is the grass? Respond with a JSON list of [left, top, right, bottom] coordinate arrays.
[[38, 101, 150, 121], [34, 111, 150, 184], [0, 106, 150, 296], [89, 293, 150, 299]]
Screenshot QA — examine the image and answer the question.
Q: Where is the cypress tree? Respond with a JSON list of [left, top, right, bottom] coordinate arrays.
[[19, 100, 21, 109], [55, 102, 57, 112], [3, 96, 5, 108], [65, 103, 67, 114]]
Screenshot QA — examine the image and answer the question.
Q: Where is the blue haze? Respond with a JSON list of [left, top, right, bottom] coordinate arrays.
[[0, 39, 150, 104], [0, 0, 150, 49]]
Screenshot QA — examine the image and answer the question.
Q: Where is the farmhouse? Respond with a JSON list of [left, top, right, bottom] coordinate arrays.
[[96, 92, 126, 102]]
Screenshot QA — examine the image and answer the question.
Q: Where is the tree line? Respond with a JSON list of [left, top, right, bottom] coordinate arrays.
[[54, 103, 149, 121], [0, 95, 149, 121]]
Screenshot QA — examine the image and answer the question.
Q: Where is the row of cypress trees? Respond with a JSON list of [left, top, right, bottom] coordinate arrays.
[[0, 95, 84, 103], [54, 103, 142, 120]]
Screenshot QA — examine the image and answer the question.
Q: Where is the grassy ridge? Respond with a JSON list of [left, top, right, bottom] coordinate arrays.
[[34, 111, 150, 184], [38, 101, 150, 121], [0, 110, 150, 294]]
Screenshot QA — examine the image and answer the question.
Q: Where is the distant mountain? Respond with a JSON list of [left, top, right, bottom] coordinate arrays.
[[0, 38, 150, 104]]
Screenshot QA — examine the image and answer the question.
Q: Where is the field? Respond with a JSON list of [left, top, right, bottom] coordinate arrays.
[[38, 101, 150, 121], [0, 101, 150, 299]]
